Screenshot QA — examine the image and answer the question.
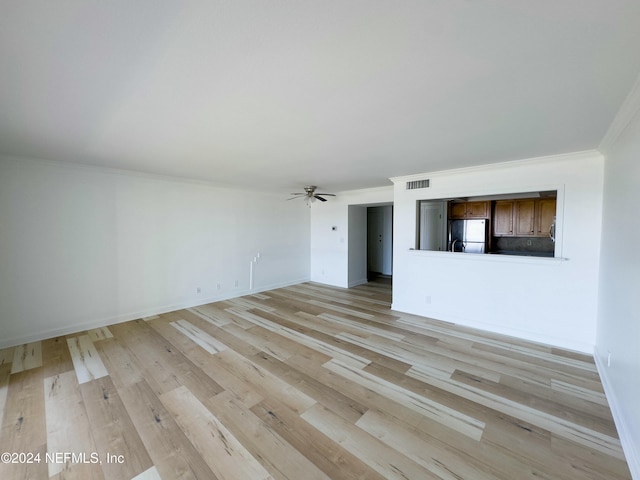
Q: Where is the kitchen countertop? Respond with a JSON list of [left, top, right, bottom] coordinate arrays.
[[408, 249, 567, 263]]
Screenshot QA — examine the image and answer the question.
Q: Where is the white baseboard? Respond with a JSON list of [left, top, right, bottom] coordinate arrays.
[[348, 278, 368, 288], [0, 277, 309, 349], [594, 349, 640, 480]]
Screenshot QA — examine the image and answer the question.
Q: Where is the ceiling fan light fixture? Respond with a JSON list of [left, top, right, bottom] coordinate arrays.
[[288, 185, 336, 206]]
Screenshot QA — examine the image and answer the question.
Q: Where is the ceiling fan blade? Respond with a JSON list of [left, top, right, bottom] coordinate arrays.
[[289, 193, 305, 196], [314, 195, 328, 202], [286, 196, 304, 200], [315, 193, 336, 196]]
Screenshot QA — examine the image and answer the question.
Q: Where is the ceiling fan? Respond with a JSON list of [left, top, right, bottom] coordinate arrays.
[[287, 185, 336, 205]]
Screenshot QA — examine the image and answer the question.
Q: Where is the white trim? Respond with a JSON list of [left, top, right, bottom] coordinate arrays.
[[599, 72, 640, 154], [348, 278, 368, 288], [0, 277, 309, 349], [594, 348, 639, 479], [389, 150, 601, 184], [0, 154, 285, 196], [336, 185, 394, 196]]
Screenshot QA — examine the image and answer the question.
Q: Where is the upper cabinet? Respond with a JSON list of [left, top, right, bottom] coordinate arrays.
[[493, 201, 514, 235], [515, 199, 536, 236], [449, 202, 467, 219], [536, 198, 556, 237], [493, 198, 556, 237], [449, 201, 489, 219]]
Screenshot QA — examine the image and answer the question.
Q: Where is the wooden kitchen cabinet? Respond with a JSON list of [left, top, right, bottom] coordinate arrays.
[[449, 202, 468, 219], [466, 202, 489, 218], [515, 199, 536, 236], [449, 201, 489, 219], [536, 198, 556, 236], [493, 198, 556, 237], [493, 201, 514, 235]]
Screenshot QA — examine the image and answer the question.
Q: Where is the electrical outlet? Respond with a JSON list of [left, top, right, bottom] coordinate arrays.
[[425, 295, 431, 305], [235, 280, 239, 287], [216, 283, 221, 290], [196, 287, 202, 294], [607, 351, 611, 367]]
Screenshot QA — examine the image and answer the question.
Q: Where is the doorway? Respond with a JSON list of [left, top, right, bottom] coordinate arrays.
[[367, 205, 393, 282]]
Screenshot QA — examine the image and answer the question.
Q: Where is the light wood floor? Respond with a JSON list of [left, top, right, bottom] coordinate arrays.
[[0, 281, 631, 479]]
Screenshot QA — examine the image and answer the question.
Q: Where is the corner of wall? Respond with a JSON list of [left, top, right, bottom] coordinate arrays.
[[594, 71, 640, 480], [599, 72, 640, 154], [593, 348, 640, 479]]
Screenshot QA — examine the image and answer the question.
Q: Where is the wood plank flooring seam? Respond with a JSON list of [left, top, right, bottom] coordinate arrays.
[[324, 358, 486, 441], [43, 370, 100, 478], [224, 307, 372, 369], [10, 342, 42, 374], [66, 336, 109, 384], [87, 327, 114, 343], [170, 319, 228, 355], [407, 364, 624, 460], [160, 385, 274, 480], [301, 403, 440, 480]]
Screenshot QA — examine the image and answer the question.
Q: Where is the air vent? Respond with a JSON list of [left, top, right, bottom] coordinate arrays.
[[406, 179, 430, 190]]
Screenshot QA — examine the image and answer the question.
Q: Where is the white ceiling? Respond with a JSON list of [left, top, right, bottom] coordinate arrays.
[[1, 1, 639, 192]]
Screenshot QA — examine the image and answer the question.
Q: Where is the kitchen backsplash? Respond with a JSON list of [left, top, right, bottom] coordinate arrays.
[[493, 236, 555, 254]]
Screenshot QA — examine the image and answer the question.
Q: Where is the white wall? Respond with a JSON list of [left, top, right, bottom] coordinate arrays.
[[348, 205, 367, 287], [596, 90, 640, 478], [391, 151, 604, 353], [0, 157, 310, 348], [310, 186, 393, 288]]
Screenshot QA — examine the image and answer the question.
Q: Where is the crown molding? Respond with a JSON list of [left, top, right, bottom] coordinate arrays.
[[0, 153, 283, 197], [599, 72, 640, 154], [336, 184, 393, 196], [389, 149, 601, 184]]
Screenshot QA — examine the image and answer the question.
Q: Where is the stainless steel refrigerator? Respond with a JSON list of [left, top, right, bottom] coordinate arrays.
[[449, 219, 487, 253]]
